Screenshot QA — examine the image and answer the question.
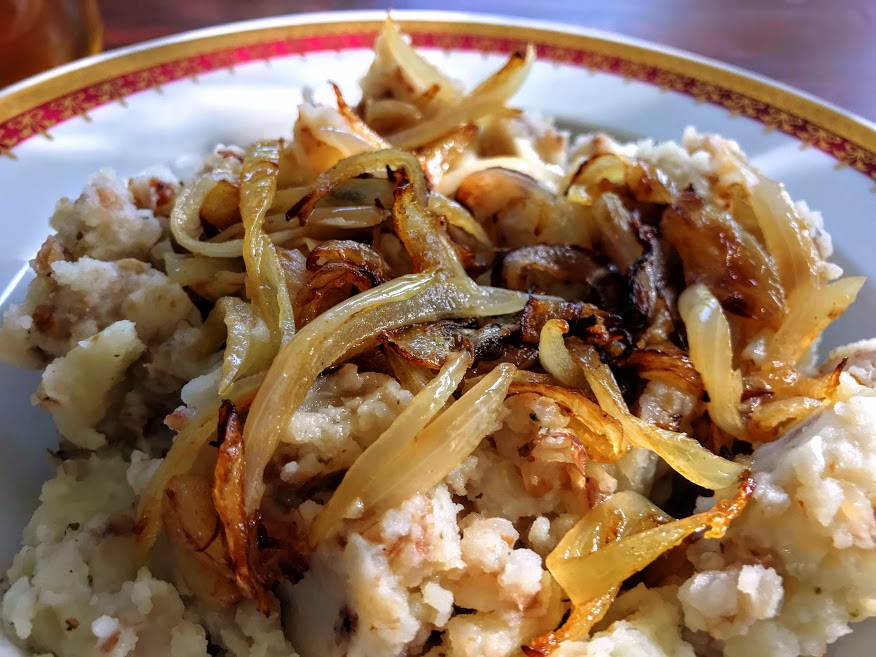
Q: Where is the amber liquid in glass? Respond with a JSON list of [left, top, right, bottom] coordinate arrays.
[[0, 0, 102, 88]]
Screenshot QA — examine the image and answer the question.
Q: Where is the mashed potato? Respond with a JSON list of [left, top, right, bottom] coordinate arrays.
[[0, 21, 873, 657]]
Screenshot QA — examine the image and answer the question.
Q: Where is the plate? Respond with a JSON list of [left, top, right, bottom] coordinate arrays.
[[0, 10, 874, 656]]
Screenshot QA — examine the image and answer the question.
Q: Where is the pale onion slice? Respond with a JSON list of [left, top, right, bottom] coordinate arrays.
[[377, 17, 460, 105], [289, 149, 428, 223], [171, 171, 243, 257], [740, 161, 822, 298], [387, 45, 535, 150], [678, 283, 746, 439], [538, 319, 590, 391], [548, 476, 753, 606], [435, 156, 564, 196], [134, 373, 265, 557], [310, 352, 471, 545], [764, 276, 865, 367], [574, 342, 744, 490], [242, 271, 528, 512], [214, 298, 275, 394], [240, 141, 296, 345]]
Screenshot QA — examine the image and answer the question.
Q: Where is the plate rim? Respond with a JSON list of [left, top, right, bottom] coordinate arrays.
[[0, 9, 874, 182]]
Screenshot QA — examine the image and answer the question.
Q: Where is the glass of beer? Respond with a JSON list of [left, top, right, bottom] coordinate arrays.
[[0, 0, 103, 89]]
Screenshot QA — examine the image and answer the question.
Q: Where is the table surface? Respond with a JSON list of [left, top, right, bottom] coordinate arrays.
[[98, 0, 875, 121]]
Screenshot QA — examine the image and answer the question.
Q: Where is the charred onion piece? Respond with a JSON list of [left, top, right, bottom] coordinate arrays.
[[662, 191, 786, 324], [521, 296, 629, 360], [626, 229, 681, 346], [500, 244, 624, 309], [380, 318, 518, 369]]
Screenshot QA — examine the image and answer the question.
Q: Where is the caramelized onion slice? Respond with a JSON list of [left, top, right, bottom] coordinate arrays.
[[501, 244, 623, 308], [417, 124, 478, 184], [509, 381, 627, 463], [662, 191, 786, 323], [573, 342, 744, 490], [310, 352, 472, 544], [213, 400, 272, 612], [242, 272, 527, 513], [381, 318, 517, 369], [538, 319, 589, 391], [456, 168, 593, 249], [135, 374, 264, 557], [528, 491, 671, 654], [548, 475, 753, 610], [287, 149, 428, 223], [764, 276, 865, 368], [330, 82, 391, 149], [393, 183, 467, 278], [388, 45, 534, 150], [678, 284, 745, 439], [739, 160, 822, 298]]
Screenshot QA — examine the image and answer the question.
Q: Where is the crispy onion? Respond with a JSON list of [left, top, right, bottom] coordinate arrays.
[[662, 191, 786, 323], [572, 342, 744, 489], [240, 142, 296, 344], [387, 45, 534, 150], [213, 400, 272, 612], [544, 475, 753, 630], [287, 149, 428, 224], [310, 352, 472, 544], [520, 296, 629, 360], [527, 491, 672, 654], [242, 271, 528, 512]]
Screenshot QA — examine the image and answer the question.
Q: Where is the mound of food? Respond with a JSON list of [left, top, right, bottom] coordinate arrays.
[[1, 18, 873, 657]]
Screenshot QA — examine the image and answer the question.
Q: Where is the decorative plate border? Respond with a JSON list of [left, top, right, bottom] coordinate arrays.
[[0, 15, 874, 183]]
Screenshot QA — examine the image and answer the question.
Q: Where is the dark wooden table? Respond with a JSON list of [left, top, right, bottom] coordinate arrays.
[[99, 0, 875, 120]]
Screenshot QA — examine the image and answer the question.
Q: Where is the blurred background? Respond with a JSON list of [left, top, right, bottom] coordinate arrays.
[[1, 0, 874, 119]]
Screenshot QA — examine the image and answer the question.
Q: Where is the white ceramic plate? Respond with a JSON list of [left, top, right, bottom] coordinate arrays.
[[0, 10, 874, 656]]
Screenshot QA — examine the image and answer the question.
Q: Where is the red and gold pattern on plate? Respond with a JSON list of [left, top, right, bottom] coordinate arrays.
[[0, 17, 874, 183]]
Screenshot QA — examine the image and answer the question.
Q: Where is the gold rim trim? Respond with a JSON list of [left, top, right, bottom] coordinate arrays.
[[0, 17, 873, 173]]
